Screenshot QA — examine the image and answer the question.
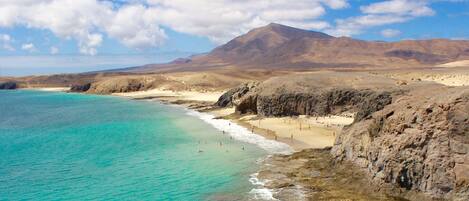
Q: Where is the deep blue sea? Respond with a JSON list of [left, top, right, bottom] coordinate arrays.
[[0, 90, 268, 200]]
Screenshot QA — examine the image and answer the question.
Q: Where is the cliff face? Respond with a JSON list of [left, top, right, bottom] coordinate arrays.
[[240, 89, 393, 121], [86, 77, 155, 94], [218, 72, 469, 200], [331, 86, 469, 200], [215, 81, 259, 107], [231, 72, 399, 120]]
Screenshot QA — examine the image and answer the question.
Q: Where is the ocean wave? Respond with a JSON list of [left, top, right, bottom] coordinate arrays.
[[248, 173, 278, 201], [184, 109, 293, 155]]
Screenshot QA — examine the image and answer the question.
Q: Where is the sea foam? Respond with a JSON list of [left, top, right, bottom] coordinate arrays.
[[184, 109, 293, 155]]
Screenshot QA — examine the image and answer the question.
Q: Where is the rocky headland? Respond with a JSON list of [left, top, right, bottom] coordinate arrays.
[[215, 72, 469, 200]]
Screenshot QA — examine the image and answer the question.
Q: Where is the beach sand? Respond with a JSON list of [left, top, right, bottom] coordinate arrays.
[[240, 115, 353, 150], [113, 88, 224, 102], [29, 87, 71, 92], [208, 107, 354, 150], [115, 88, 354, 151]]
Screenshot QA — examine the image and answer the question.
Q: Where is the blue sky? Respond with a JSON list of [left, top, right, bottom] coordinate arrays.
[[0, 0, 468, 76]]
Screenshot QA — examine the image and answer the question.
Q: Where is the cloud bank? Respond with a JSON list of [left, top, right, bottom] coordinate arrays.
[[0, 0, 349, 54], [0, 0, 445, 55]]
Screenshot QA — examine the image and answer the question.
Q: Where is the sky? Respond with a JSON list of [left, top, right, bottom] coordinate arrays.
[[0, 0, 468, 76]]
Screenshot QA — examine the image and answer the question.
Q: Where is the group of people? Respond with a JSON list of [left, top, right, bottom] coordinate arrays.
[[197, 122, 245, 153]]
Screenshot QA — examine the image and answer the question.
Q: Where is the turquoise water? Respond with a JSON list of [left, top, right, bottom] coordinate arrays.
[[0, 90, 266, 200]]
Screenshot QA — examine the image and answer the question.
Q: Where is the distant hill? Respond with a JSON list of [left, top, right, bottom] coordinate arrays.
[[79, 23, 469, 73]]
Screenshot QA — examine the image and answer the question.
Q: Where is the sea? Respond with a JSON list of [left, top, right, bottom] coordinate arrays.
[[0, 90, 291, 200]]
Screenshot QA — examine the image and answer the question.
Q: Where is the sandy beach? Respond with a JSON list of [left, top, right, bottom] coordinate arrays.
[[115, 88, 353, 151], [113, 88, 224, 102], [28, 87, 71, 92]]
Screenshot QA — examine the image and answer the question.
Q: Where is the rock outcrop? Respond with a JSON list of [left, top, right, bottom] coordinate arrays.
[[86, 76, 162, 94], [0, 81, 17, 90], [241, 89, 393, 121], [215, 81, 259, 107], [219, 72, 469, 200], [331, 85, 469, 200], [231, 72, 399, 119], [70, 83, 92, 92]]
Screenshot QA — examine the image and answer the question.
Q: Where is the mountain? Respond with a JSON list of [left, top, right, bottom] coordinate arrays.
[[96, 23, 469, 73]]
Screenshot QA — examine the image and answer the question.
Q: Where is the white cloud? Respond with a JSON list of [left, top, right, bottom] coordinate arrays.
[[104, 5, 166, 49], [327, 0, 435, 36], [50, 46, 59, 54], [21, 43, 36, 52], [381, 29, 401, 38], [0, 0, 349, 54], [0, 33, 15, 51], [361, 0, 435, 16], [147, 0, 348, 44]]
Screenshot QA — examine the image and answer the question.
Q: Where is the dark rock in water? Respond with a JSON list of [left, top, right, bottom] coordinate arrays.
[[332, 85, 469, 200], [215, 81, 259, 107], [70, 83, 91, 92], [0, 81, 17, 90]]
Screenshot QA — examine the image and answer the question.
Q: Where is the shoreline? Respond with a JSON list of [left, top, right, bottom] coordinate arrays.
[[21, 87, 71, 92], [9, 87, 435, 200], [112, 88, 347, 152], [22, 88, 359, 200]]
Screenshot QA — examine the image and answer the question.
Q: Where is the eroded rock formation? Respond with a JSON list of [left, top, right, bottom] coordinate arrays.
[[331, 85, 469, 200], [215, 81, 259, 107], [218, 72, 469, 200]]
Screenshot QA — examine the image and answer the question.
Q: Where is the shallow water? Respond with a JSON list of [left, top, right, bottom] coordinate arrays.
[[0, 90, 267, 200]]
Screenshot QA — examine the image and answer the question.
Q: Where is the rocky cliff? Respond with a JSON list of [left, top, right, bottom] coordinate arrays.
[[218, 72, 469, 200], [331, 85, 469, 200], [85, 76, 165, 94], [215, 81, 259, 107], [230, 72, 400, 120]]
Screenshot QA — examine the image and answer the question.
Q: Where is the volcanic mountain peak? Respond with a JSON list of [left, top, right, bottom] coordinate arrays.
[[125, 23, 469, 73], [212, 23, 333, 54]]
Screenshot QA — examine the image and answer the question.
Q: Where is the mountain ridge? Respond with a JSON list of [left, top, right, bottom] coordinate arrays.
[[115, 23, 469, 73]]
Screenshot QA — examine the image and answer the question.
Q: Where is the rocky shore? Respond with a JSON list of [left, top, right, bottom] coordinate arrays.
[[3, 70, 468, 200], [216, 72, 469, 200]]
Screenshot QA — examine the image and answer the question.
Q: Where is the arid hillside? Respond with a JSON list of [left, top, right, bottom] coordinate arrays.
[[127, 23, 469, 73]]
